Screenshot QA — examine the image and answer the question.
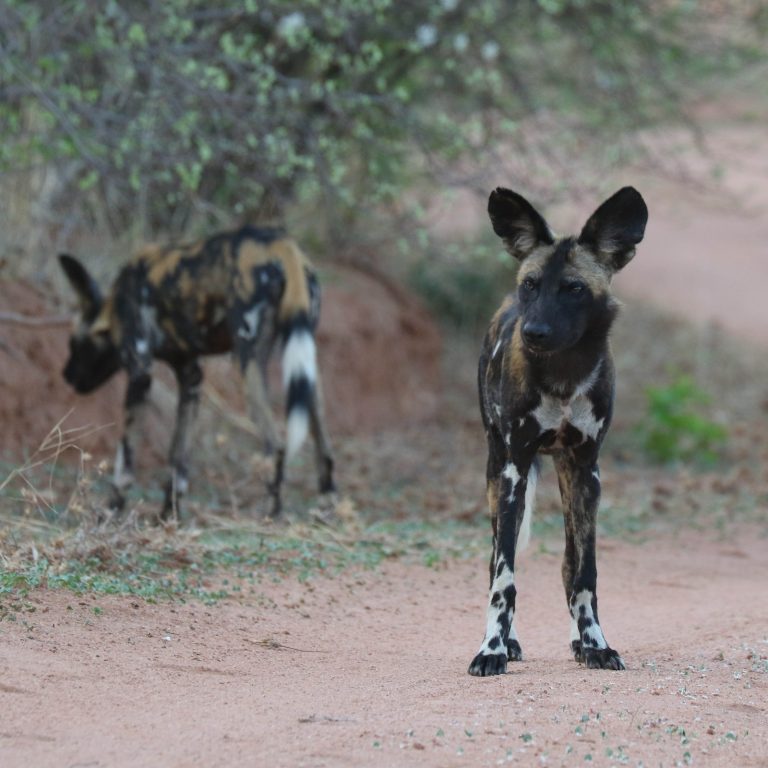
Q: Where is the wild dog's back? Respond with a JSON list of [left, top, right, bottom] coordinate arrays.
[[235, 234, 314, 322], [113, 226, 315, 359]]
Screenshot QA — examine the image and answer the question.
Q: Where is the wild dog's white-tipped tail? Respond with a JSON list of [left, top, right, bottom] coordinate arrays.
[[517, 463, 538, 553], [282, 321, 317, 459]]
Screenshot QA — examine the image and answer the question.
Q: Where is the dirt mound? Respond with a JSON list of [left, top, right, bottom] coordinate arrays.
[[0, 265, 441, 464], [0, 280, 126, 463], [316, 264, 442, 433]]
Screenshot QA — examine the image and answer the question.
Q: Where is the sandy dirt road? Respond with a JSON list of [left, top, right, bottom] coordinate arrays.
[[4, 94, 768, 768], [2, 529, 767, 768], [427, 120, 768, 348], [614, 123, 768, 347]]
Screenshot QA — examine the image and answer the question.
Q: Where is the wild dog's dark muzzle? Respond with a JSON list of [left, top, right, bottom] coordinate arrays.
[[63, 361, 100, 394], [62, 337, 121, 394], [62, 359, 83, 390], [522, 320, 553, 351]]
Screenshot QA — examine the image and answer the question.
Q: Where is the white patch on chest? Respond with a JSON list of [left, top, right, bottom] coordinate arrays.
[[532, 360, 605, 442]]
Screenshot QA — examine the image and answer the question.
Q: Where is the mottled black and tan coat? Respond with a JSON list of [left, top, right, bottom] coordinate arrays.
[[468, 187, 648, 677], [59, 225, 335, 518]]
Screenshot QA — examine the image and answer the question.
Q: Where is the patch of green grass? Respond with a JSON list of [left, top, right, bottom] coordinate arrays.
[[637, 375, 727, 465], [0, 555, 230, 605], [0, 519, 487, 606]]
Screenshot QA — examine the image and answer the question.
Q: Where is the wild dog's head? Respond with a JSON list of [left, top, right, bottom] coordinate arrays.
[[59, 254, 122, 393], [488, 186, 648, 355]]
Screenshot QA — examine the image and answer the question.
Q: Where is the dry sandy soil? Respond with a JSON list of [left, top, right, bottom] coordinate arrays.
[[2, 530, 767, 768], [3, 100, 768, 766]]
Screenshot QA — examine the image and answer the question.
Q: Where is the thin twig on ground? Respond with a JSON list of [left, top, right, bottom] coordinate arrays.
[[0, 311, 71, 328]]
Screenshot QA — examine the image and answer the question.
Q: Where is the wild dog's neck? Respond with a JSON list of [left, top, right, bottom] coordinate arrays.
[[525, 346, 605, 398], [524, 307, 616, 397]]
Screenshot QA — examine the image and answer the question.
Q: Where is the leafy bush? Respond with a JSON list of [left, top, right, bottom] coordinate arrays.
[[1, 0, 761, 251], [638, 375, 727, 464]]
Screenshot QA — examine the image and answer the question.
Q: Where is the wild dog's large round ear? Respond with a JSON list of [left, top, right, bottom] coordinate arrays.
[[578, 187, 648, 272], [488, 187, 555, 261], [58, 254, 103, 321]]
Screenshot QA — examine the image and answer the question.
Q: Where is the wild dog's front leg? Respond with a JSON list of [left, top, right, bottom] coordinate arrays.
[[109, 373, 151, 511], [554, 454, 624, 670], [161, 360, 202, 520], [469, 446, 534, 677]]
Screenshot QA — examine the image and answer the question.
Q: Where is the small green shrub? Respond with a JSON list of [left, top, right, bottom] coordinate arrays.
[[638, 375, 727, 464]]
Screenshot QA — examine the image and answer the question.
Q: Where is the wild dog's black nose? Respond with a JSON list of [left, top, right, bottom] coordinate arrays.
[[522, 321, 552, 346]]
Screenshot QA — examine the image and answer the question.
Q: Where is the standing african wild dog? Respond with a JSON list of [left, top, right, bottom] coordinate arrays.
[[468, 186, 648, 676], [59, 225, 335, 519]]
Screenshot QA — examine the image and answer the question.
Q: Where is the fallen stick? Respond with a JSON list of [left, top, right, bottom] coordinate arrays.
[[0, 311, 70, 328]]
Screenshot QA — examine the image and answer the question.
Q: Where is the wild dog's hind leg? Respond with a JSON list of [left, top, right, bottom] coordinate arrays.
[[554, 453, 624, 670], [468, 432, 534, 676], [303, 272, 334, 493], [254, 339, 277, 455], [243, 358, 285, 516], [161, 359, 202, 520], [308, 377, 335, 494], [110, 372, 151, 512]]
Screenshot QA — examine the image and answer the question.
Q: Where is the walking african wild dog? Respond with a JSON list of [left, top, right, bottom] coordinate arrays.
[[58, 225, 336, 519], [468, 186, 648, 677]]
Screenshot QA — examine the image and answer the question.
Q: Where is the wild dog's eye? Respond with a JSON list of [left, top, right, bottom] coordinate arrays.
[[521, 276, 538, 292], [566, 281, 585, 295]]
